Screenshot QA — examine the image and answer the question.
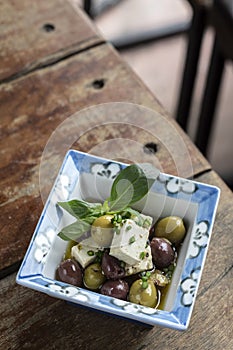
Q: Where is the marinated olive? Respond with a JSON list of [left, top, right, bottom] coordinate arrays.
[[100, 279, 129, 300], [129, 279, 157, 308], [154, 216, 186, 245], [83, 263, 106, 290], [101, 251, 125, 280], [91, 215, 114, 247], [150, 269, 170, 287], [150, 237, 175, 269], [57, 259, 82, 287], [64, 240, 77, 260]]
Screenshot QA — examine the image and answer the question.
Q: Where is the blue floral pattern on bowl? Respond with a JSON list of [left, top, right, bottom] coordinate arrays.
[[16, 150, 220, 330]]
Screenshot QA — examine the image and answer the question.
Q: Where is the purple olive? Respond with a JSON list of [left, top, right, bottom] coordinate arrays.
[[101, 251, 125, 280], [57, 259, 82, 286], [100, 279, 129, 300], [150, 238, 175, 269]]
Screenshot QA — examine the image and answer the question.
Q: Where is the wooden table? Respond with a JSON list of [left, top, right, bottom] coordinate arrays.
[[0, 1, 232, 349]]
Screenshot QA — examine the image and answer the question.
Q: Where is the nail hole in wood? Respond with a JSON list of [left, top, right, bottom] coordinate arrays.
[[43, 23, 55, 32], [92, 79, 105, 89], [143, 142, 158, 154]]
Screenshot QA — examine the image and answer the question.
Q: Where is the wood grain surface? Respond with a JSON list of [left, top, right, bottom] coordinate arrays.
[[0, 0, 103, 82]]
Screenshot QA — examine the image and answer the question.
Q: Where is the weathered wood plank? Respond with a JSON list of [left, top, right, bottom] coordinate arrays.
[[0, 264, 232, 349], [0, 0, 103, 81], [0, 43, 210, 272]]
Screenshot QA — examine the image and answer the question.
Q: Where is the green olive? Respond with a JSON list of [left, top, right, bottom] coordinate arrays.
[[154, 216, 186, 245], [91, 215, 114, 247], [64, 240, 77, 260], [129, 279, 157, 308], [83, 263, 106, 290]]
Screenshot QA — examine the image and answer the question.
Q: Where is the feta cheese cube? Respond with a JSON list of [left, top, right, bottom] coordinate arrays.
[[71, 237, 103, 268], [110, 214, 153, 265], [124, 245, 153, 276]]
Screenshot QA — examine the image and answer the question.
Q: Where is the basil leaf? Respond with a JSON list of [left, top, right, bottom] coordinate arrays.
[[82, 215, 100, 224], [57, 219, 90, 241], [109, 164, 157, 211], [58, 200, 102, 219]]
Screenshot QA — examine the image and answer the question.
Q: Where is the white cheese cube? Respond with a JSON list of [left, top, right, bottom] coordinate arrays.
[[71, 237, 103, 268], [124, 245, 153, 276], [110, 214, 152, 265]]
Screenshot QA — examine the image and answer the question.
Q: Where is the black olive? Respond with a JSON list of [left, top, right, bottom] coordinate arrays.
[[100, 279, 129, 300], [101, 251, 125, 280], [57, 259, 82, 287], [150, 238, 175, 269]]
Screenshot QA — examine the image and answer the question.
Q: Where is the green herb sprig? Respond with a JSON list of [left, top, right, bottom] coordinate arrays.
[[141, 271, 151, 289]]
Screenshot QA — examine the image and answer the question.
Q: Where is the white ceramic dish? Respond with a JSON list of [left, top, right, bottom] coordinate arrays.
[[16, 150, 220, 330]]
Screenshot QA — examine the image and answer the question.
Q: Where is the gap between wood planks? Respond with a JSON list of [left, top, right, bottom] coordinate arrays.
[[0, 40, 105, 85]]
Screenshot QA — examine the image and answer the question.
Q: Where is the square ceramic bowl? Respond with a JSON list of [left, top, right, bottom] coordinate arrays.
[[16, 150, 220, 330]]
